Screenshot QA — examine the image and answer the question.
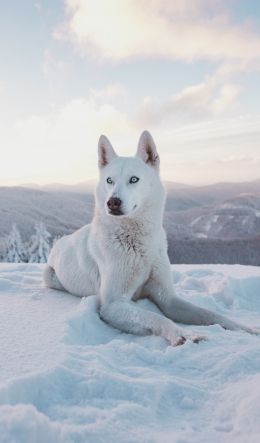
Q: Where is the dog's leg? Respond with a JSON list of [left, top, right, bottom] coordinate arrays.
[[100, 299, 203, 346], [146, 255, 259, 335], [43, 265, 65, 291], [98, 266, 203, 345], [156, 293, 257, 333]]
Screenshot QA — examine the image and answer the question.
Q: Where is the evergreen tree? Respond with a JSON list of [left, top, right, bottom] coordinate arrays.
[[5, 224, 26, 262], [29, 222, 51, 263]]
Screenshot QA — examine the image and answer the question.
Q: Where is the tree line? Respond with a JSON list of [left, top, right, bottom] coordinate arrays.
[[168, 236, 260, 266], [0, 223, 54, 263], [2, 223, 260, 265]]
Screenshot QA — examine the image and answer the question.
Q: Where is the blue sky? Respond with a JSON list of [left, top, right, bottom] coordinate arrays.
[[1, 0, 260, 185]]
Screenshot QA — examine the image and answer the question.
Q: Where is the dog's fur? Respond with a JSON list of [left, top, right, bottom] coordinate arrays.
[[44, 131, 258, 345]]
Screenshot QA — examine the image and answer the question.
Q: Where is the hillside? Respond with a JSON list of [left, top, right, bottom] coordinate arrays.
[[1, 180, 260, 264], [0, 186, 94, 241]]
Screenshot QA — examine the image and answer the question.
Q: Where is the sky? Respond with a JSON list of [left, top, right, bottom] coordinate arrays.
[[1, 0, 260, 186]]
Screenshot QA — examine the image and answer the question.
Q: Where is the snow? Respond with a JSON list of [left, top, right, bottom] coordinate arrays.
[[242, 215, 250, 225], [0, 264, 260, 443], [190, 216, 202, 227], [195, 232, 208, 238]]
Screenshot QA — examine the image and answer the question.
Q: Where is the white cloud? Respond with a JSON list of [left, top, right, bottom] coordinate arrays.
[[42, 49, 68, 79], [0, 95, 134, 185], [211, 83, 241, 114], [155, 115, 260, 184], [89, 83, 128, 101], [55, 0, 260, 62], [137, 68, 242, 126], [158, 114, 260, 147], [1, 86, 259, 186]]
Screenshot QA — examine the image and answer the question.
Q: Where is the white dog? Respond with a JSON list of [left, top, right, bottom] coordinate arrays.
[[44, 131, 258, 345]]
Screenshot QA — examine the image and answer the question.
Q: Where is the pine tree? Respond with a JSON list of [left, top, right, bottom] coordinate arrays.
[[5, 224, 26, 262], [29, 222, 51, 263]]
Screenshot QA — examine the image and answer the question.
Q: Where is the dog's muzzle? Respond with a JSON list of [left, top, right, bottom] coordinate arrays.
[[107, 197, 123, 215]]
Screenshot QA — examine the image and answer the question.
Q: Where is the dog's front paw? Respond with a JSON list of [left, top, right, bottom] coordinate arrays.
[[188, 334, 207, 344], [174, 335, 187, 346], [172, 334, 207, 346]]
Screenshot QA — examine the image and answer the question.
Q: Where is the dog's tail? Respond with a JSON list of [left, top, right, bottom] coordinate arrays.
[[43, 265, 65, 291]]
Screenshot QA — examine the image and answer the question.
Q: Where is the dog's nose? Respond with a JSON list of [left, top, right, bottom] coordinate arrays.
[[107, 197, 122, 211]]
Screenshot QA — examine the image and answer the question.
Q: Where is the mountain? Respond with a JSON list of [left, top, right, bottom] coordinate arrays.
[[0, 186, 94, 241], [1, 179, 260, 264], [22, 180, 192, 194], [165, 179, 260, 211], [21, 180, 97, 194], [167, 192, 260, 240]]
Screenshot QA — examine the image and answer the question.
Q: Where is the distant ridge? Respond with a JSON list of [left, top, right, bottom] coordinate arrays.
[[1, 179, 260, 264], [21, 180, 97, 194], [19, 178, 260, 196], [20, 180, 192, 193]]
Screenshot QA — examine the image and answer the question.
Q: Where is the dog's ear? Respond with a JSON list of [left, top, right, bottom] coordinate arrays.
[[98, 135, 117, 169], [136, 131, 160, 170]]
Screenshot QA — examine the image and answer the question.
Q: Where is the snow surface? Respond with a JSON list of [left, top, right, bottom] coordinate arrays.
[[0, 263, 260, 443]]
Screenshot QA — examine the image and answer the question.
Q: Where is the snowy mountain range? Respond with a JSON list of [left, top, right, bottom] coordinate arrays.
[[1, 179, 260, 264], [169, 192, 260, 240], [0, 186, 94, 241]]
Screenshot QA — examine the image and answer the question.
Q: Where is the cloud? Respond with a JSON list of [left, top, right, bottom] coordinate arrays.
[[211, 83, 241, 114], [0, 94, 135, 185], [89, 83, 128, 102], [1, 91, 260, 186], [42, 50, 68, 79], [155, 114, 260, 184], [137, 68, 242, 127], [162, 156, 260, 186], [55, 0, 260, 62], [138, 58, 260, 126]]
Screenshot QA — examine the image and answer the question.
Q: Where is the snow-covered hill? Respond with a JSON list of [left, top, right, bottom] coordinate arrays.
[[167, 192, 260, 239], [1, 184, 260, 264], [0, 263, 260, 443], [1, 185, 260, 243], [0, 187, 94, 241]]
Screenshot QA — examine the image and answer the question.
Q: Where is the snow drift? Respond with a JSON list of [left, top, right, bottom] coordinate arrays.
[[0, 263, 260, 443]]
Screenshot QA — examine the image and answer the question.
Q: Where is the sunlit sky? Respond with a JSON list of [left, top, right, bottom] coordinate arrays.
[[1, 0, 260, 186]]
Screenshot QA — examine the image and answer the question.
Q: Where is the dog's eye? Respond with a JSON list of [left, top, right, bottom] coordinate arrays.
[[106, 177, 113, 184], [129, 176, 139, 184]]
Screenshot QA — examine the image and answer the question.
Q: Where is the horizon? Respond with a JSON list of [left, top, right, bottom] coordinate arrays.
[[1, 176, 260, 191], [1, 1, 260, 186]]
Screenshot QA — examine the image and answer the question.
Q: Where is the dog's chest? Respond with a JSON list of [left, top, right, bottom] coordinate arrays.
[[90, 218, 159, 274], [113, 227, 146, 256], [103, 221, 153, 258]]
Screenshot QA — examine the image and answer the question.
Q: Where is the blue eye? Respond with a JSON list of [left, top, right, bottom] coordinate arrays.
[[129, 176, 139, 184], [106, 177, 113, 184]]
